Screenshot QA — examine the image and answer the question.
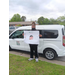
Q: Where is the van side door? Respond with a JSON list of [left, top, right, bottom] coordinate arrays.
[[38, 30, 44, 53], [9, 30, 25, 50], [23, 30, 31, 51]]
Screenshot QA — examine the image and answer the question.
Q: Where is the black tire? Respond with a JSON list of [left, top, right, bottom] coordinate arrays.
[[44, 49, 56, 60]]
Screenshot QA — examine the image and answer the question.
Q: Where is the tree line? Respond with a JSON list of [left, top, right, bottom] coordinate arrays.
[[9, 13, 65, 26], [9, 14, 26, 22]]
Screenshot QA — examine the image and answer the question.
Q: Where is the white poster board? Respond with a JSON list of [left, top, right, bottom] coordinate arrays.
[[24, 31, 39, 44]]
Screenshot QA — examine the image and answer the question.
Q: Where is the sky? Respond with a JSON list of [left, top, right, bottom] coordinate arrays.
[[9, 0, 65, 21]]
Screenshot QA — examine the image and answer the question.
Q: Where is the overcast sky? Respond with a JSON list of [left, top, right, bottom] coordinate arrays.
[[9, 0, 65, 21]]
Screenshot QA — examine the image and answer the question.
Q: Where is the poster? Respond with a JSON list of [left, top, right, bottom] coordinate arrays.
[[24, 31, 39, 44]]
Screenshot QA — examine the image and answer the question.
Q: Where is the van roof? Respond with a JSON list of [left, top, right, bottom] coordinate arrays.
[[16, 25, 64, 30]]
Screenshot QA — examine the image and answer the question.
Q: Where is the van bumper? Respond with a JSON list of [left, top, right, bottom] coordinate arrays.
[[57, 49, 65, 57]]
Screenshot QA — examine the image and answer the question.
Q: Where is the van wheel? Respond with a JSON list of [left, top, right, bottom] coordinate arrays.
[[44, 49, 56, 60]]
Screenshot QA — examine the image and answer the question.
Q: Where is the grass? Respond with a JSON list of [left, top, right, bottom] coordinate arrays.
[[9, 53, 65, 75]]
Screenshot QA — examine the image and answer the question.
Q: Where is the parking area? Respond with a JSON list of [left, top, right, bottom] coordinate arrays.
[[9, 49, 65, 66]]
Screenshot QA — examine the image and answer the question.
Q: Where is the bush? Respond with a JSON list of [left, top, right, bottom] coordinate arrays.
[[16, 24, 22, 26]]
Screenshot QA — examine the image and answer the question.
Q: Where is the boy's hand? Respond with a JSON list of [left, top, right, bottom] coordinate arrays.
[[39, 34, 42, 37]]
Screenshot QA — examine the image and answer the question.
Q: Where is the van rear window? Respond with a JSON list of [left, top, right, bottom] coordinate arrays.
[[62, 28, 64, 35], [43, 30, 58, 38]]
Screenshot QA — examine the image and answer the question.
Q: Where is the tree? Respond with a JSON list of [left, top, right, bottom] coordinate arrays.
[[9, 14, 22, 22], [38, 17, 58, 25], [21, 16, 26, 21], [56, 16, 65, 21], [43, 18, 50, 24], [38, 16, 45, 25], [56, 16, 65, 25], [50, 18, 56, 24], [37, 16, 65, 25]]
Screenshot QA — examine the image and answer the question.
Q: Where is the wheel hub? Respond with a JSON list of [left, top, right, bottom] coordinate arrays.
[[45, 51, 54, 59]]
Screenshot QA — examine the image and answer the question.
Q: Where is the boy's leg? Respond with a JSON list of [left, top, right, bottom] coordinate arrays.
[[29, 44, 33, 58], [34, 45, 39, 58]]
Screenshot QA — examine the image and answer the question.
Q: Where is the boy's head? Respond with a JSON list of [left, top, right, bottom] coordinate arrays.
[[32, 22, 36, 28]]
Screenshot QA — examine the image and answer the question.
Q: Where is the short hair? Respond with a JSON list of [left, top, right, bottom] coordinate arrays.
[[30, 35, 33, 37], [32, 22, 36, 25]]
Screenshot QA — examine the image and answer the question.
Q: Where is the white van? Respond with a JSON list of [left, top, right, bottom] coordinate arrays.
[[9, 25, 65, 60]]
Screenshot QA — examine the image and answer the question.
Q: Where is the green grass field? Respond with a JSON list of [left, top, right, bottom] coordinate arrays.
[[9, 54, 65, 75]]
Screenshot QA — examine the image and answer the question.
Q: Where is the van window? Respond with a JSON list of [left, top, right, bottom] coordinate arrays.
[[43, 30, 58, 38], [62, 28, 65, 35], [39, 30, 42, 34], [9, 30, 24, 38]]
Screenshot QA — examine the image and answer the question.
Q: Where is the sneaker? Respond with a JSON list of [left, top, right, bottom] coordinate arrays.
[[28, 58, 34, 61], [35, 58, 38, 62]]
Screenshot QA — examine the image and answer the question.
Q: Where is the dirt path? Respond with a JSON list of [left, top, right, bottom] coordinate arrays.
[[9, 50, 65, 66]]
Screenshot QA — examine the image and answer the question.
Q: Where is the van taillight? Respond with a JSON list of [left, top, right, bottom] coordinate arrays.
[[63, 36, 65, 46]]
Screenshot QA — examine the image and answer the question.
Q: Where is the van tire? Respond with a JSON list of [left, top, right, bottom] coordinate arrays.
[[43, 48, 56, 60]]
